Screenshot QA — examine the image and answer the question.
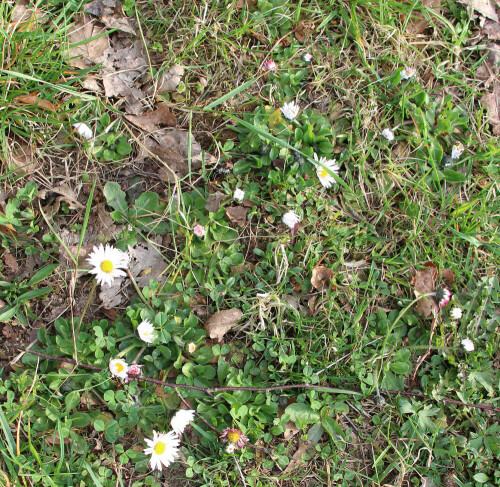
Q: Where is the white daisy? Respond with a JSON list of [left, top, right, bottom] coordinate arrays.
[[143, 430, 180, 472], [87, 244, 129, 287], [450, 307, 462, 320], [73, 122, 93, 140], [137, 319, 156, 344], [400, 67, 416, 80], [234, 188, 245, 202], [451, 143, 464, 160], [461, 338, 474, 352], [281, 101, 300, 120], [226, 443, 236, 454], [283, 211, 301, 229], [109, 358, 129, 379], [188, 342, 196, 353], [313, 153, 340, 188], [381, 128, 395, 142], [170, 409, 195, 435]]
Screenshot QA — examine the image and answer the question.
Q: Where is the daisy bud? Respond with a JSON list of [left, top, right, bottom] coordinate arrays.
[[461, 338, 474, 352], [73, 122, 93, 140], [450, 307, 462, 320]]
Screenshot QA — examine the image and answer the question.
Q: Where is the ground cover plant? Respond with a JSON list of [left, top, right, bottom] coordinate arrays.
[[0, 0, 500, 486]]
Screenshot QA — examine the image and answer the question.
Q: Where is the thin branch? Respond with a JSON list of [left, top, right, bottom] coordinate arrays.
[[11, 345, 500, 414]]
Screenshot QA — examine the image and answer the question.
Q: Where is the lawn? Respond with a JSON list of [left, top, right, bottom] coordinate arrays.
[[0, 0, 499, 486]]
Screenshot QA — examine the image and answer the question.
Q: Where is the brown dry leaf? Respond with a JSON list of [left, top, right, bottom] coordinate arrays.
[[226, 206, 247, 227], [95, 203, 121, 240], [101, 15, 136, 34], [408, 0, 441, 34], [82, 77, 103, 92], [204, 308, 243, 340], [205, 192, 227, 213], [67, 18, 109, 69], [411, 262, 438, 318], [294, 20, 314, 43], [125, 105, 177, 133], [3, 250, 19, 274], [153, 65, 185, 95], [14, 94, 56, 111], [484, 19, 500, 39], [311, 265, 334, 290], [84, 0, 116, 16], [440, 268, 455, 286], [481, 82, 500, 135], [283, 441, 311, 474], [9, 142, 38, 175], [9, 2, 47, 31], [458, 0, 499, 21], [45, 431, 71, 446], [38, 184, 85, 210], [234, 0, 257, 8], [284, 421, 300, 441]]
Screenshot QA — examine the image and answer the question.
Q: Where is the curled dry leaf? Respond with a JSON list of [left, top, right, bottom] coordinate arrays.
[[100, 15, 136, 35], [124, 105, 177, 133], [8, 142, 38, 175], [225, 206, 247, 227], [481, 82, 500, 135], [14, 94, 56, 111], [458, 0, 499, 21], [205, 191, 227, 213], [440, 268, 455, 286], [84, 0, 116, 17], [311, 265, 334, 290], [204, 308, 243, 340], [153, 65, 185, 94], [67, 18, 109, 69], [411, 262, 438, 318]]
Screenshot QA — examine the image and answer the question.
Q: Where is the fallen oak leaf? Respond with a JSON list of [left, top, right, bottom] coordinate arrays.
[[311, 265, 334, 290], [204, 308, 243, 340]]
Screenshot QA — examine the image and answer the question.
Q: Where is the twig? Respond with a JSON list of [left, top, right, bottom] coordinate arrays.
[[233, 456, 247, 487], [10, 345, 500, 414], [175, 389, 220, 436]]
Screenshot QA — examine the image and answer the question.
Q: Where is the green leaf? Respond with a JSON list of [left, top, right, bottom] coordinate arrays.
[[103, 182, 127, 212], [116, 138, 132, 155], [93, 419, 105, 431], [443, 170, 466, 183], [321, 416, 344, 439], [135, 192, 159, 213], [285, 403, 320, 428], [473, 473, 489, 483], [105, 419, 120, 443], [27, 264, 57, 286], [0, 305, 18, 322], [205, 78, 256, 110], [390, 362, 411, 375], [65, 391, 81, 412]]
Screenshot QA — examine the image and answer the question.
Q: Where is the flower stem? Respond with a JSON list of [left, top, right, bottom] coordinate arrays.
[[126, 269, 154, 312]]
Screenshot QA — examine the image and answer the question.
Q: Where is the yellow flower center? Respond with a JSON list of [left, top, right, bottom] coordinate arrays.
[[154, 441, 166, 455], [101, 260, 114, 273], [320, 169, 328, 178], [115, 362, 124, 373], [227, 431, 240, 443]]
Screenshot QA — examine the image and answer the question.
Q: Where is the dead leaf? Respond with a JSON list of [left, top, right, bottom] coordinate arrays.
[[294, 20, 314, 43], [205, 192, 227, 213], [67, 18, 110, 69], [204, 308, 243, 340], [458, 0, 499, 21], [408, 0, 441, 34], [311, 265, 334, 290], [101, 15, 136, 34], [84, 0, 116, 16], [3, 250, 19, 274], [284, 421, 300, 441], [8, 142, 38, 174], [484, 19, 500, 40], [226, 206, 247, 227], [14, 94, 56, 111], [38, 184, 85, 210], [95, 203, 121, 240], [125, 105, 177, 132], [82, 77, 103, 92], [440, 268, 455, 286], [9, 2, 47, 31], [153, 65, 185, 95], [411, 262, 438, 318], [481, 82, 500, 135], [283, 441, 312, 474]]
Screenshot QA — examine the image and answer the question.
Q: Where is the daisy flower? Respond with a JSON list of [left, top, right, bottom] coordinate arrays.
[[73, 122, 93, 140], [400, 67, 416, 80], [435, 288, 451, 308], [226, 444, 236, 454], [281, 101, 300, 120], [220, 427, 249, 449], [282, 211, 301, 229], [170, 409, 195, 436], [313, 153, 340, 188], [109, 358, 129, 380], [124, 364, 142, 383], [188, 342, 196, 353], [193, 224, 206, 237], [451, 143, 464, 160], [137, 319, 156, 344], [381, 128, 395, 142], [461, 338, 474, 352], [450, 307, 462, 320], [262, 59, 277, 72], [87, 244, 129, 287], [303, 53, 313, 62], [234, 188, 245, 202], [143, 430, 180, 472]]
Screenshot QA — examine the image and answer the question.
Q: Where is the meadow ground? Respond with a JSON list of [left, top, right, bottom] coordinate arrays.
[[0, 0, 499, 486]]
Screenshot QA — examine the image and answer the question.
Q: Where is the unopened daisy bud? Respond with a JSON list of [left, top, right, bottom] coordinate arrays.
[[451, 143, 464, 160], [109, 358, 129, 379], [193, 224, 206, 237], [234, 188, 245, 202], [381, 128, 395, 142], [170, 409, 195, 435], [282, 210, 301, 229], [450, 307, 462, 320], [461, 338, 474, 352], [226, 444, 236, 454], [281, 101, 300, 120], [188, 342, 196, 353], [262, 59, 277, 72], [73, 122, 93, 140], [137, 319, 156, 344], [303, 53, 312, 62]]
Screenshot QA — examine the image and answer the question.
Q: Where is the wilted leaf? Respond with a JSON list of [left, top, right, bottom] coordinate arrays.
[[3, 250, 19, 274], [484, 20, 500, 40], [67, 18, 109, 69], [440, 268, 455, 285], [411, 262, 438, 317], [482, 83, 500, 135], [226, 206, 247, 227], [124, 105, 177, 132], [294, 20, 314, 43], [311, 265, 334, 290], [14, 94, 56, 111], [205, 192, 227, 213], [84, 0, 116, 16], [9, 2, 47, 31], [101, 15, 136, 34], [152, 65, 185, 94], [8, 142, 38, 174], [204, 308, 243, 340], [284, 421, 300, 441], [458, 0, 498, 21], [38, 184, 85, 210]]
